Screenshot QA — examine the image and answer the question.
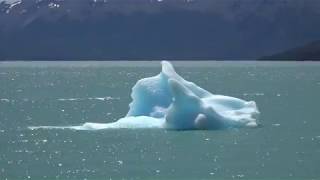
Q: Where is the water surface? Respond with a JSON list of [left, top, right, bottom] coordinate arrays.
[[0, 61, 320, 180]]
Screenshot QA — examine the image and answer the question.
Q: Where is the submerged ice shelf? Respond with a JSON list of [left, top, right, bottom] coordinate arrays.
[[30, 61, 259, 130]]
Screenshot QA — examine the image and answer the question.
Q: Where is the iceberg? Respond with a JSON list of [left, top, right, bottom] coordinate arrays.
[[124, 61, 259, 130], [29, 61, 259, 131]]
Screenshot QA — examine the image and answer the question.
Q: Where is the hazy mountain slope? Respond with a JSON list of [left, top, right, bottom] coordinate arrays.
[[1, 0, 320, 60]]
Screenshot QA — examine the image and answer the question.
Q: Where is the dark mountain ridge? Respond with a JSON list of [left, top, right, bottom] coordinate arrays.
[[1, 0, 320, 60], [260, 40, 320, 61]]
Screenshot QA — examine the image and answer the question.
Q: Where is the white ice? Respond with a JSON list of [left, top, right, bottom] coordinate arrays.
[[29, 61, 259, 131]]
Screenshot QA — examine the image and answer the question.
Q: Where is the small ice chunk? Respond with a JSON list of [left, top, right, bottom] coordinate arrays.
[[272, 123, 281, 127], [0, 98, 10, 103]]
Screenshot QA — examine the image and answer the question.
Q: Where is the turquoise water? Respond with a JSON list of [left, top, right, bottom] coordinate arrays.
[[0, 61, 320, 180]]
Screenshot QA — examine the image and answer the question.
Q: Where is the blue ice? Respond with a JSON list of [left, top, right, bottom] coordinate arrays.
[[30, 61, 259, 130]]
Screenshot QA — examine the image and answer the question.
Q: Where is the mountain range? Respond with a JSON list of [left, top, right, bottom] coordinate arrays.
[[1, 0, 320, 60]]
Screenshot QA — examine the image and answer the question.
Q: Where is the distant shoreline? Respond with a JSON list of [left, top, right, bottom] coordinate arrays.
[[1, 61, 320, 69], [1, 59, 320, 62]]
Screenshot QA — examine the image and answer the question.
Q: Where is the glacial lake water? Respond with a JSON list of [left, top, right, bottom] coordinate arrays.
[[0, 61, 320, 180]]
